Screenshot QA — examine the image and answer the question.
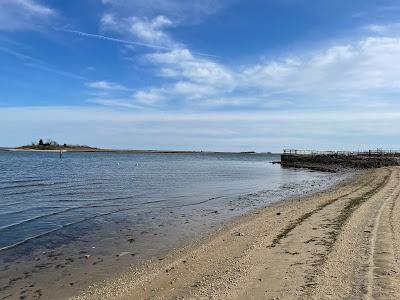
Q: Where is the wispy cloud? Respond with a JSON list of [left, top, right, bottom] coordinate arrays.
[[0, 45, 85, 80], [133, 89, 165, 105], [86, 80, 128, 91], [0, 45, 34, 61], [100, 0, 233, 24], [124, 23, 400, 110], [81, 16, 400, 111], [0, 0, 56, 31], [241, 35, 400, 97], [86, 85, 165, 108], [113, 15, 174, 46], [87, 98, 146, 109]]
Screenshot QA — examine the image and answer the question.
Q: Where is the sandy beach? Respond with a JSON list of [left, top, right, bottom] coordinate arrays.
[[72, 166, 400, 299]]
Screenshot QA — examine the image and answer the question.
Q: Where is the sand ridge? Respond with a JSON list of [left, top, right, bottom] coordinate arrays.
[[74, 167, 400, 299]]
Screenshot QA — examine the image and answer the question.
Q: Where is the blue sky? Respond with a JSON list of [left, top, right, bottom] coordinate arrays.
[[1, 0, 400, 151]]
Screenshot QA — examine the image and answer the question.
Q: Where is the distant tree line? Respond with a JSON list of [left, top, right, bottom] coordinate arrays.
[[30, 139, 91, 149], [33, 139, 65, 147]]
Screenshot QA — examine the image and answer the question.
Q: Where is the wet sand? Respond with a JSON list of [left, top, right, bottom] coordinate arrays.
[[74, 167, 400, 299]]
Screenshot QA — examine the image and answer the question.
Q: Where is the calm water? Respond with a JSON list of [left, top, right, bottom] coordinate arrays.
[[0, 151, 350, 298]]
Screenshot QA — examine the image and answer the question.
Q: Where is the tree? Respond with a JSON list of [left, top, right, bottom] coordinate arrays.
[[38, 139, 44, 146], [46, 139, 58, 146]]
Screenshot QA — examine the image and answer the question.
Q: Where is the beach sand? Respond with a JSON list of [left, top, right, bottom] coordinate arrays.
[[73, 167, 400, 299]]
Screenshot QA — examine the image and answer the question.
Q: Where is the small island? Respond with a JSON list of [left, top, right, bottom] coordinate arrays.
[[17, 139, 101, 152], [13, 139, 263, 154]]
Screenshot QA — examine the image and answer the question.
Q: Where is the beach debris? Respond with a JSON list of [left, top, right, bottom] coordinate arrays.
[[165, 266, 175, 273], [127, 238, 135, 243], [276, 212, 281, 216], [84, 255, 91, 259], [191, 281, 201, 288], [34, 289, 42, 298], [117, 252, 131, 257], [232, 232, 242, 236], [55, 263, 65, 269]]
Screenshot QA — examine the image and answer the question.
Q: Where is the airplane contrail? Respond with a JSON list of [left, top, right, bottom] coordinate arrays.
[[57, 28, 221, 59]]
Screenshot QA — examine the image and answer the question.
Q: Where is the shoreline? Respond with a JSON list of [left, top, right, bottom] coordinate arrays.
[[4, 148, 272, 155], [72, 167, 397, 300]]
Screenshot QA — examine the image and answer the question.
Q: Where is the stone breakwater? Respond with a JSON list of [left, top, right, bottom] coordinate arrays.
[[280, 153, 400, 172]]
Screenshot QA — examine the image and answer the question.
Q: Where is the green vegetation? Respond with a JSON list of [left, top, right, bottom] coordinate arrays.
[[18, 139, 98, 151]]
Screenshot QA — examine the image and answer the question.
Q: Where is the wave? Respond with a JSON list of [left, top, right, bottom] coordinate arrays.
[[0, 203, 124, 232], [0, 181, 66, 191], [0, 178, 46, 185], [0, 206, 63, 217], [41, 193, 148, 203], [0, 205, 145, 252], [0, 197, 206, 251]]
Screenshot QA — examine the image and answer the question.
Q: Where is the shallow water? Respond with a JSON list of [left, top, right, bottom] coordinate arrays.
[[0, 151, 350, 299]]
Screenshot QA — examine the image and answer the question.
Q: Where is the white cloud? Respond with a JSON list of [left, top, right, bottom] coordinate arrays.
[[365, 24, 388, 34], [241, 34, 400, 100], [101, 13, 117, 27], [147, 49, 235, 99], [133, 89, 165, 105], [128, 15, 173, 45], [173, 81, 217, 99], [88, 98, 145, 109], [0, 0, 56, 31], [199, 97, 254, 107], [86, 80, 128, 91], [101, 14, 175, 48], [86, 83, 165, 107], [364, 23, 400, 35], [169, 30, 400, 108], [87, 17, 400, 111], [3, 106, 400, 151]]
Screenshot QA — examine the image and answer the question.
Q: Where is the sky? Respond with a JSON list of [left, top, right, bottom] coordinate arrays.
[[1, 0, 400, 151]]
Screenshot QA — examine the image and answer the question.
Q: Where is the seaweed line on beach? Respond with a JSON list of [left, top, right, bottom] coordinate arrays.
[[301, 169, 393, 296]]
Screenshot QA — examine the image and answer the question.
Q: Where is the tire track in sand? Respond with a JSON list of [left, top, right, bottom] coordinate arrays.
[[311, 167, 400, 299], [366, 168, 400, 299]]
